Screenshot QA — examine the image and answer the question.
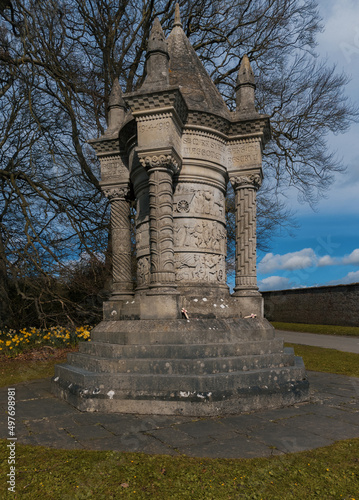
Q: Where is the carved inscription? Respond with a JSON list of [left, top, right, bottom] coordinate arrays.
[[228, 141, 261, 169], [182, 134, 226, 164], [138, 119, 170, 133], [175, 254, 225, 283], [100, 155, 129, 182]]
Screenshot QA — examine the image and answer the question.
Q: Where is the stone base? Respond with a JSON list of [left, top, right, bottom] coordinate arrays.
[[181, 294, 263, 318], [103, 293, 263, 321], [51, 318, 309, 416]]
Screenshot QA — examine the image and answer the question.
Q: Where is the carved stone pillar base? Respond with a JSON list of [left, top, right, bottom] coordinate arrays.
[[231, 294, 264, 318], [111, 282, 135, 301]]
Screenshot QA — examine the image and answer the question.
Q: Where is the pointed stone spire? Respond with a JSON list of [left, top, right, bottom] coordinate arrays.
[[106, 78, 126, 135], [147, 17, 168, 53], [173, 3, 182, 28], [235, 55, 257, 115], [108, 78, 126, 109], [167, 10, 231, 120], [142, 17, 169, 90]]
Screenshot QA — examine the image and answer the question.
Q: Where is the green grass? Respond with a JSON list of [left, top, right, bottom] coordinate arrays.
[[272, 322, 359, 337], [0, 348, 72, 388], [1, 439, 358, 499], [286, 343, 359, 378]]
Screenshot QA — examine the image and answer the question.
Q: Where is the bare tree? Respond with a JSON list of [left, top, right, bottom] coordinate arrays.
[[0, 0, 357, 326]]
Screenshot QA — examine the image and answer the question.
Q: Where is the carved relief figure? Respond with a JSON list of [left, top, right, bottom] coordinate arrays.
[[137, 257, 150, 286], [174, 184, 225, 219], [174, 220, 226, 252], [175, 253, 226, 283]]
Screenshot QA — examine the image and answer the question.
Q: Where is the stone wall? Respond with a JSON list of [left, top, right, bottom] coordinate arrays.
[[263, 283, 359, 327]]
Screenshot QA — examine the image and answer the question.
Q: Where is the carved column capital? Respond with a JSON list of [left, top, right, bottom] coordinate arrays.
[[139, 153, 180, 175], [103, 184, 130, 202], [230, 174, 262, 190]]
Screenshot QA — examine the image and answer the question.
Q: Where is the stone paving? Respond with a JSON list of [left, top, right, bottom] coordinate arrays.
[[1, 371, 358, 458]]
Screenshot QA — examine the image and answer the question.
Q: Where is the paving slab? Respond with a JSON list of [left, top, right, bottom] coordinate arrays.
[[0, 370, 358, 458], [249, 424, 335, 453], [146, 426, 211, 448]]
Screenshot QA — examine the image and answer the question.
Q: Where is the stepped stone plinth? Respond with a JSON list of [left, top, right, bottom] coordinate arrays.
[[52, 4, 309, 415], [52, 318, 308, 415]]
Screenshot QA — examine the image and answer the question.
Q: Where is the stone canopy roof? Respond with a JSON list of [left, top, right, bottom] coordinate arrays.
[[167, 17, 231, 121]]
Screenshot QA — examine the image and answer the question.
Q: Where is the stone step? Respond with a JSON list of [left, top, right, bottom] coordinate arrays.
[[79, 338, 284, 359], [67, 351, 294, 375], [54, 358, 306, 394], [91, 318, 275, 345]]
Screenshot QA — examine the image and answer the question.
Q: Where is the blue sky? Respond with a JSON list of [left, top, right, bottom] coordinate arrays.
[[257, 0, 359, 291]]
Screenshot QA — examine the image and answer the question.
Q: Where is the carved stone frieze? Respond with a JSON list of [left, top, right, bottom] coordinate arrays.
[[175, 253, 225, 283], [174, 220, 226, 253], [173, 183, 225, 221]]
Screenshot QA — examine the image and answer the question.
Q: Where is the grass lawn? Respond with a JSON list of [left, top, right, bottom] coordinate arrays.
[[0, 438, 358, 499], [286, 343, 359, 378], [272, 322, 359, 337], [0, 347, 74, 387]]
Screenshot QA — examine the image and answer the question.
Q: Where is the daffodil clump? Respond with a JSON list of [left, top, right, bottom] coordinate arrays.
[[0, 325, 92, 357]]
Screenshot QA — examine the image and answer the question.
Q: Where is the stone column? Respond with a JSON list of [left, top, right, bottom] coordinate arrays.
[[230, 174, 262, 296], [139, 154, 179, 293], [103, 185, 134, 299]]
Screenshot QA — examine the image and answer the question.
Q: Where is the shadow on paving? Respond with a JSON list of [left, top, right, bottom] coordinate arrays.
[[1, 371, 358, 459]]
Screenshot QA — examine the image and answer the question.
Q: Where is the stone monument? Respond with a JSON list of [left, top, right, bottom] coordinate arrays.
[[52, 5, 309, 415]]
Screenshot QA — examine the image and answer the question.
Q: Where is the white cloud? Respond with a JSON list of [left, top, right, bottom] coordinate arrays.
[[258, 248, 318, 274], [258, 248, 359, 274], [342, 248, 359, 265], [258, 276, 292, 291], [317, 255, 336, 266], [327, 270, 359, 285]]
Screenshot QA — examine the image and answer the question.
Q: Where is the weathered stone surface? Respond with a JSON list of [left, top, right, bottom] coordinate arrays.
[[263, 283, 359, 327], [52, 6, 308, 415]]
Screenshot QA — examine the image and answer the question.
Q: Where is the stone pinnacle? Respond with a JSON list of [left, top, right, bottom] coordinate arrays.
[[237, 54, 255, 87], [108, 78, 126, 109], [148, 16, 166, 48], [174, 3, 182, 28]]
